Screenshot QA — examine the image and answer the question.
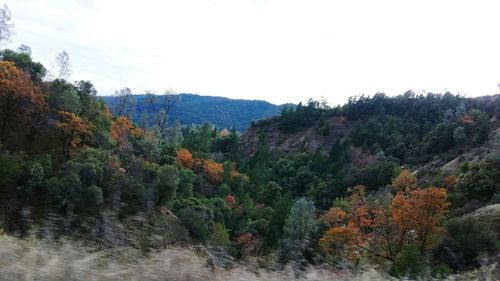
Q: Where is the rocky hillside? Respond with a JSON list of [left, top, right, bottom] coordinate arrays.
[[242, 94, 500, 171]]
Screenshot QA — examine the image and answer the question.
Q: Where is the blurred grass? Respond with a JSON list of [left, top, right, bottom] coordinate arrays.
[[0, 234, 497, 280]]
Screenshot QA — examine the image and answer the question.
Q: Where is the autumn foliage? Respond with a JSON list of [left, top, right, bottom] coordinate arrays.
[[111, 116, 143, 148], [224, 194, 236, 207], [176, 148, 194, 168], [203, 159, 224, 183], [320, 207, 346, 226], [319, 184, 449, 264], [319, 226, 361, 261], [442, 174, 458, 190], [55, 111, 91, 158], [235, 232, 262, 256], [176, 149, 241, 184], [392, 169, 417, 192], [0, 61, 47, 141], [391, 187, 449, 255]]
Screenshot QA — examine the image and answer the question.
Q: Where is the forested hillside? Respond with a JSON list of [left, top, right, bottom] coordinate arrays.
[[1, 46, 499, 280], [102, 93, 284, 132]]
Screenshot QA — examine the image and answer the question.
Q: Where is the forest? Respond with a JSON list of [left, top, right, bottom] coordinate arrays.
[[0, 43, 499, 280], [102, 93, 283, 132]]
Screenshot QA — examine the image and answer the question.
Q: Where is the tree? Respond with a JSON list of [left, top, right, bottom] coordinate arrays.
[[84, 185, 104, 206], [391, 169, 417, 193], [55, 51, 72, 80], [0, 61, 47, 142], [453, 159, 500, 203], [178, 207, 209, 241], [74, 80, 97, 117], [391, 243, 426, 278], [319, 225, 361, 262], [113, 87, 135, 117], [320, 207, 346, 226], [0, 4, 13, 45], [178, 168, 195, 198], [391, 188, 448, 256], [319, 185, 449, 265], [55, 111, 91, 159], [453, 126, 467, 146], [144, 90, 179, 133], [266, 194, 293, 245], [281, 198, 316, 260], [163, 120, 184, 148], [24, 162, 44, 194], [157, 164, 179, 205], [224, 194, 236, 207], [176, 148, 194, 169], [438, 217, 498, 269], [111, 116, 143, 149], [203, 159, 224, 184], [57, 87, 82, 114], [1, 49, 46, 82], [258, 181, 282, 206]]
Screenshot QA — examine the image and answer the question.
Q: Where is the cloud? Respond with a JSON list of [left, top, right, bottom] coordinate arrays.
[[5, 0, 500, 105]]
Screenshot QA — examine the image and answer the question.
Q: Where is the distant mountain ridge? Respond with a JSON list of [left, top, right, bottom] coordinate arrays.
[[103, 93, 286, 131]]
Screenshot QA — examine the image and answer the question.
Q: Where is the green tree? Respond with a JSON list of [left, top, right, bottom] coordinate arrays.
[[157, 164, 179, 205], [57, 88, 82, 114], [178, 168, 196, 198], [0, 49, 46, 82], [179, 207, 209, 242], [258, 181, 282, 206], [453, 126, 467, 146], [391, 243, 426, 278], [74, 80, 97, 117], [440, 217, 498, 269], [84, 185, 104, 206], [281, 198, 316, 261]]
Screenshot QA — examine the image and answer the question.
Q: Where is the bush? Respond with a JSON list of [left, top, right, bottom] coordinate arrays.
[[439, 217, 498, 269], [85, 185, 104, 206], [178, 207, 209, 242], [391, 243, 426, 278]]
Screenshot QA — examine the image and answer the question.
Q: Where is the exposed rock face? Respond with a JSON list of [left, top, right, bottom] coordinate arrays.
[[466, 204, 500, 235], [242, 116, 351, 154]]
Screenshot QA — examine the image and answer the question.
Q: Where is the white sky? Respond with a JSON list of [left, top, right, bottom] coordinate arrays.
[[5, 0, 500, 105]]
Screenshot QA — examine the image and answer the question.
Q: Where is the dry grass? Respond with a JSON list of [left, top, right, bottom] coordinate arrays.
[[0, 235, 497, 281]]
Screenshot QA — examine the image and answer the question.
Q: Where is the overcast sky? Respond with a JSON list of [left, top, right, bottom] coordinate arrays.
[[5, 0, 500, 105]]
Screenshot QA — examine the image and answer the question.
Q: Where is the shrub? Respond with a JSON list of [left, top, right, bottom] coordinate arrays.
[[391, 243, 427, 278], [440, 217, 498, 269], [178, 207, 209, 242]]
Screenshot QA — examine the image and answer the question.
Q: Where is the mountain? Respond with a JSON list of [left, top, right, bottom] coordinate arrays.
[[102, 93, 285, 131]]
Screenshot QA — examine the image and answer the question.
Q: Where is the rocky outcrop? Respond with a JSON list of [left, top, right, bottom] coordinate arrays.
[[465, 204, 500, 235]]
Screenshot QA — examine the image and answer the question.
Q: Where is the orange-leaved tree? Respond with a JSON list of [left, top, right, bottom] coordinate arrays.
[[320, 207, 347, 226], [392, 169, 417, 193], [203, 159, 224, 184], [319, 185, 449, 264], [111, 115, 143, 148], [442, 174, 458, 190], [319, 225, 361, 261], [56, 111, 91, 159], [176, 148, 194, 169], [391, 187, 448, 255], [0, 61, 47, 142], [319, 185, 394, 262]]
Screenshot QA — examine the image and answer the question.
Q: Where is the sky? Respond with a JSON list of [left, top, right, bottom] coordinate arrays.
[[4, 0, 500, 105]]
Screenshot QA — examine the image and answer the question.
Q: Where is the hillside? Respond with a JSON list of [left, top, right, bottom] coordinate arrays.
[[1, 46, 500, 280], [103, 93, 285, 131], [243, 94, 500, 165]]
